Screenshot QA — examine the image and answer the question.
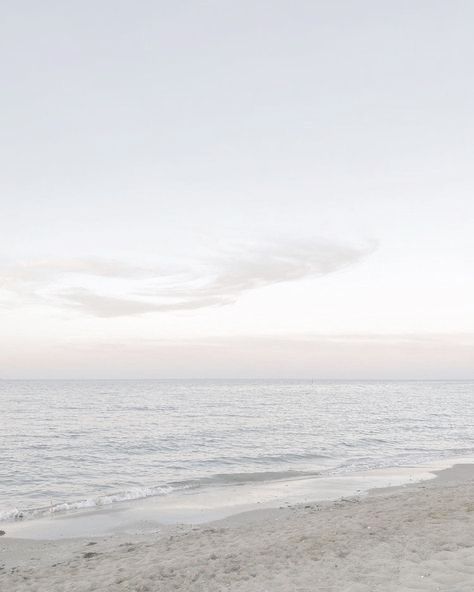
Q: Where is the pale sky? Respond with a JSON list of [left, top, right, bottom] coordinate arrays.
[[1, 1, 473, 378]]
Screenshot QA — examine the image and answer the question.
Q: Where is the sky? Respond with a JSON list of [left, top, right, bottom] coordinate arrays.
[[1, 0, 473, 378]]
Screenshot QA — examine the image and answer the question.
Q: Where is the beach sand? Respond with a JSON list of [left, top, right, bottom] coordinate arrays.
[[1, 464, 474, 591]]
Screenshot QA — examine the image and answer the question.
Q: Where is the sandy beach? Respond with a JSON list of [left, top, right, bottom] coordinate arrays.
[[2, 464, 474, 591]]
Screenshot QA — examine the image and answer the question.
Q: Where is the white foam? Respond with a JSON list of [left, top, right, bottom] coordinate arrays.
[[0, 485, 183, 523]]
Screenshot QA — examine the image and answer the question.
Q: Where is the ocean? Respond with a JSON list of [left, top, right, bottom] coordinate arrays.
[[1, 379, 473, 522]]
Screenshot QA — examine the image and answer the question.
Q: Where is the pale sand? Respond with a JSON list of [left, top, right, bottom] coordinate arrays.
[[2, 465, 474, 591]]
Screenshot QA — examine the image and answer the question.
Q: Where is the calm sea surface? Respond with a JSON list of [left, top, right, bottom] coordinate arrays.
[[1, 380, 473, 520]]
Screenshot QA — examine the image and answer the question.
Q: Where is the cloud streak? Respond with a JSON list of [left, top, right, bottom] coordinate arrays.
[[0, 239, 376, 317], [0, 258, 161, 285]]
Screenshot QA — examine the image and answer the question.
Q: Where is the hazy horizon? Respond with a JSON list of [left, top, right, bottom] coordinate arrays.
[[1, 1, 473, 379], [1, 378, 473, 382]]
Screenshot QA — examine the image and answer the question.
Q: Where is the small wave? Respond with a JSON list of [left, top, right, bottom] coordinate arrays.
[[0, 469, 323, 523], [194, 469, 321, 487], [0, 484, 188, 523], [209, 451, 332, 466]]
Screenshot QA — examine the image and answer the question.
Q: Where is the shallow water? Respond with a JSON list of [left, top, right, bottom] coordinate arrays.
[[1, 379, 473, 520]]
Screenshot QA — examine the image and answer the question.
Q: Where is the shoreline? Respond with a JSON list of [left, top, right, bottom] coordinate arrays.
[[3, 455, 474, 541], [2, 461, 474, 590]]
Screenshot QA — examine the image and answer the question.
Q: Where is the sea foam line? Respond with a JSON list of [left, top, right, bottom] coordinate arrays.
[[0, 484, 186, 523]]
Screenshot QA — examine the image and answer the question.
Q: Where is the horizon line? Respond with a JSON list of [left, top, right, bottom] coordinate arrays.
[[1, 377, 473, 382]]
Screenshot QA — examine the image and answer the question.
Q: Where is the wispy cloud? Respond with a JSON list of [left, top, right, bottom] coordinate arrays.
[[0, 258, 159, 285], [167, 239, 376, 299], [0, 239, 376, 317], [58, 289, 228, 317]]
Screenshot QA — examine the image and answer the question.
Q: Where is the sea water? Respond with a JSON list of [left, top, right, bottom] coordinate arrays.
[[1, 380, 473, 521]]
